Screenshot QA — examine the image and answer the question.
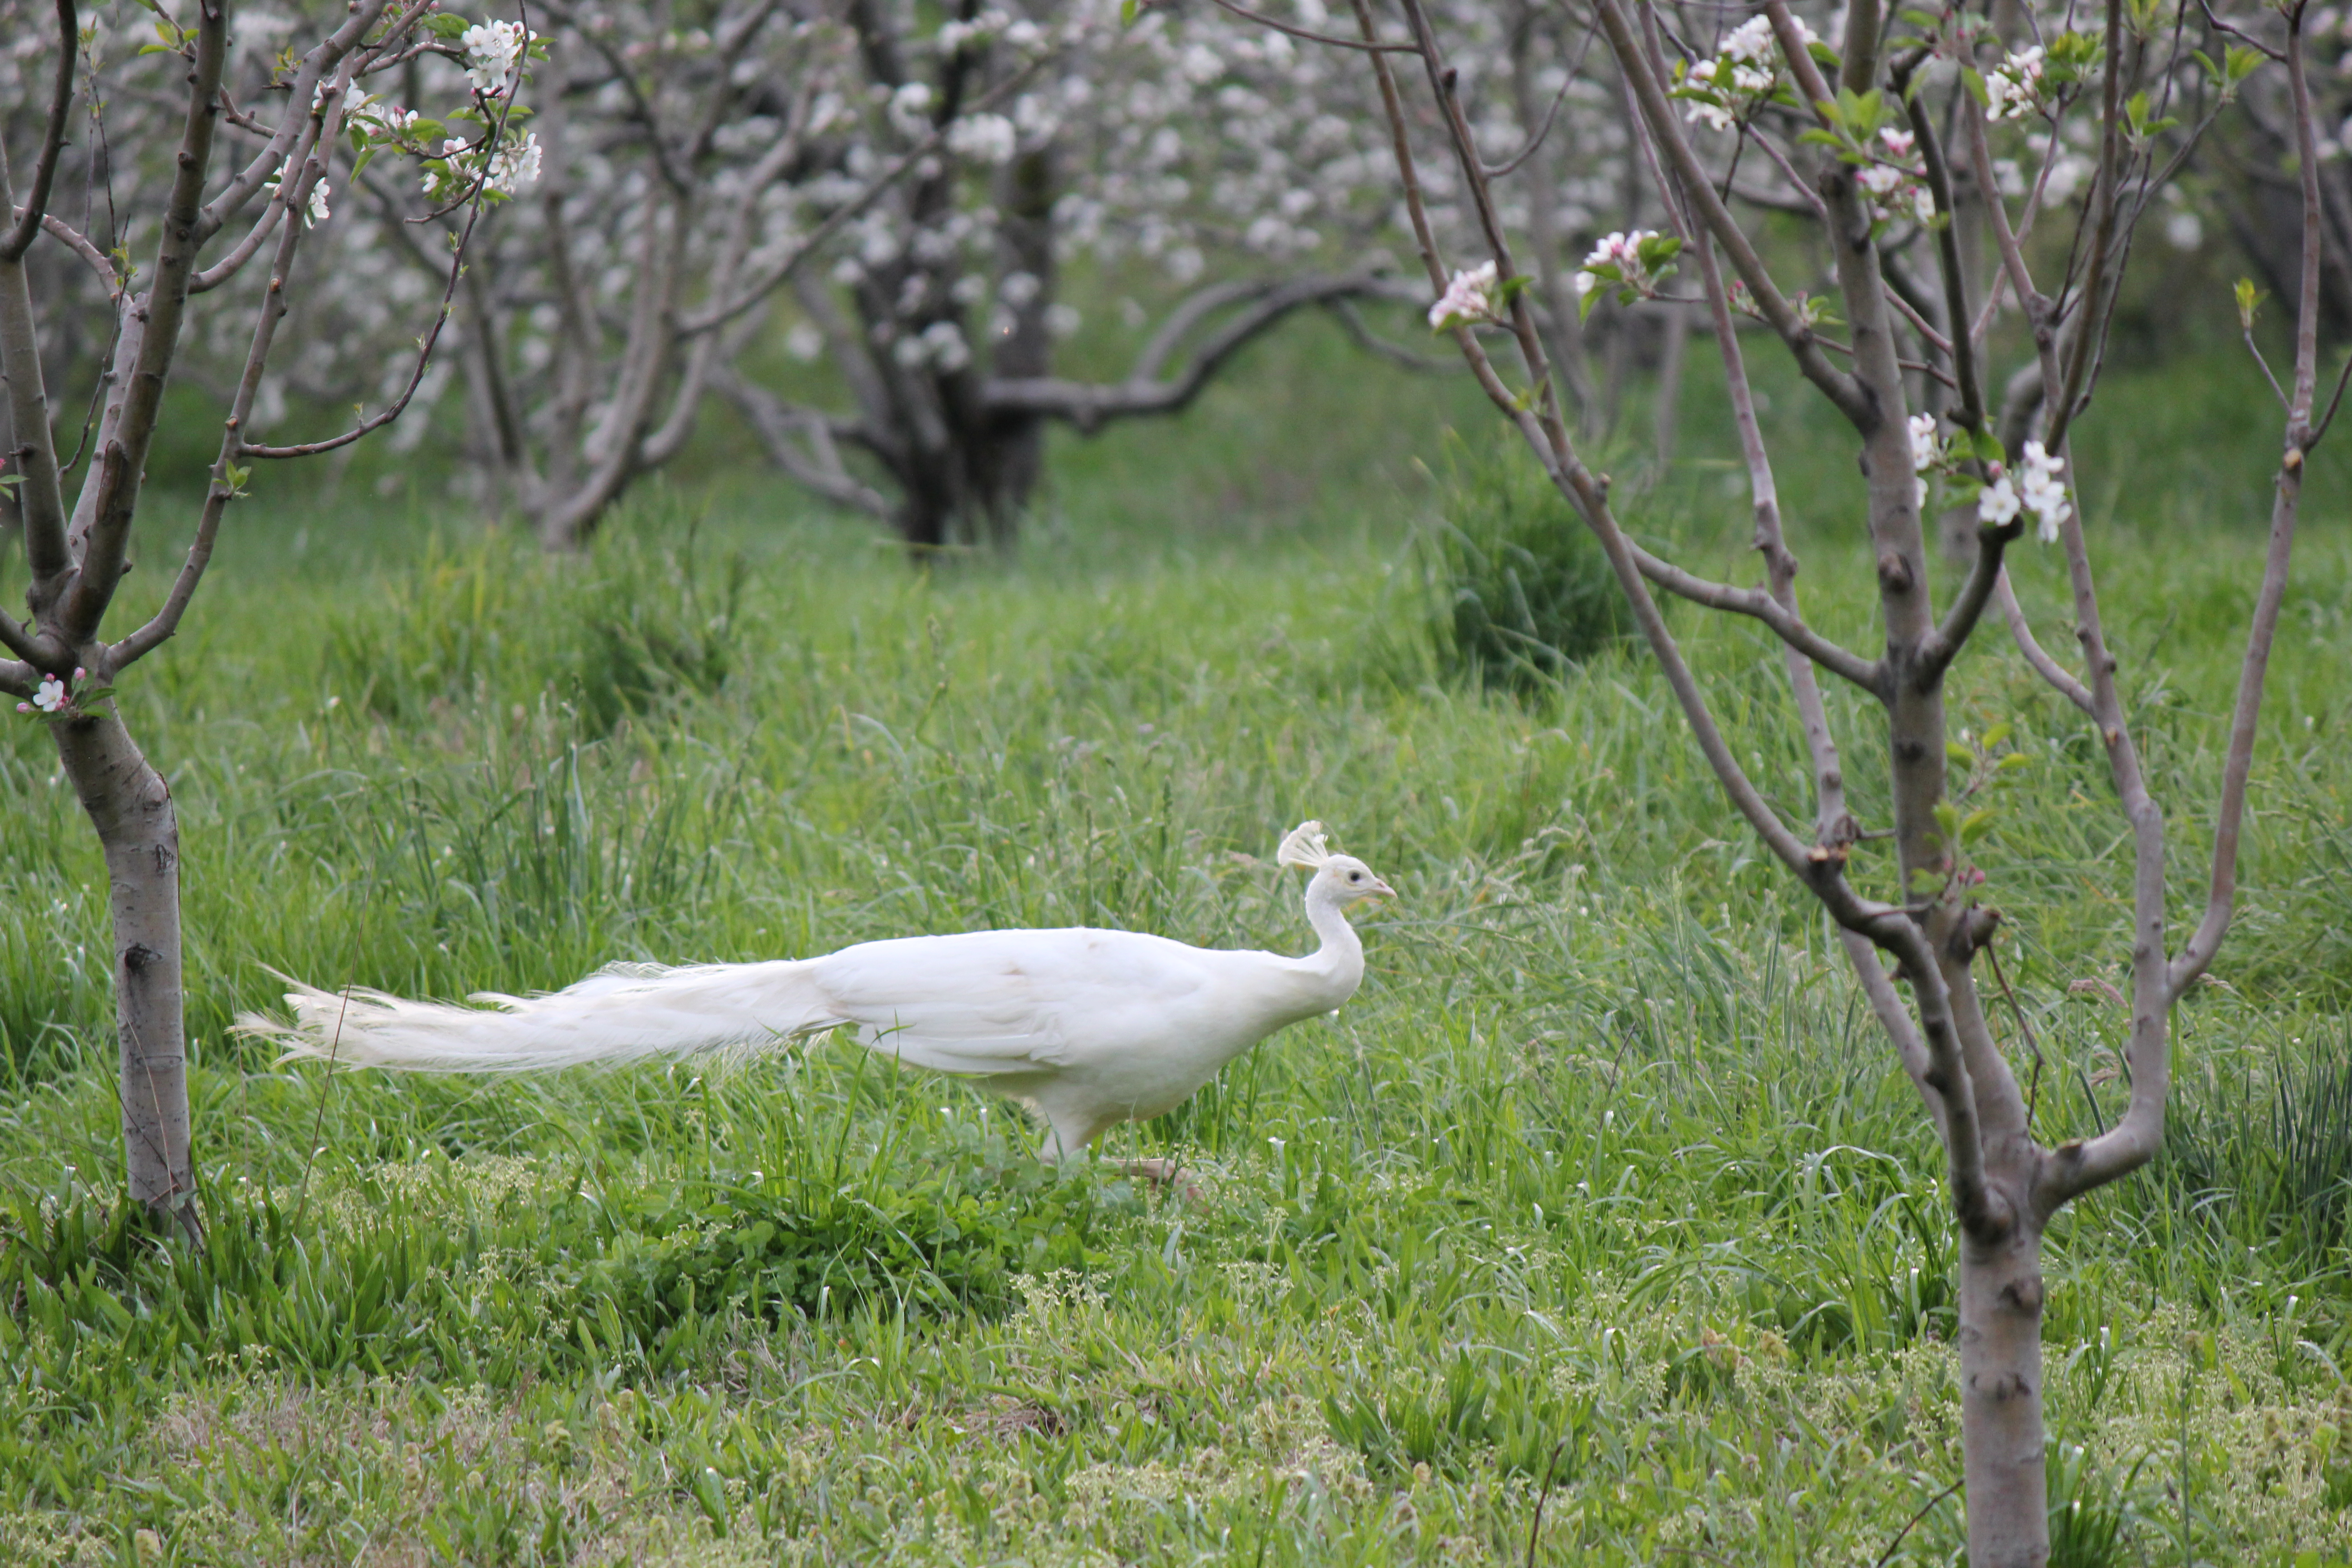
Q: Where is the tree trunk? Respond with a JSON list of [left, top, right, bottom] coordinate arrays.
[[1960, 1220, 2049, 1566], [54, 708, 200, 1244], [971, 142, 1059, 548]]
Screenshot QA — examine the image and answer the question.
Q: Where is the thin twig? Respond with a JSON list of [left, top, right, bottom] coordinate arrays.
[[1525, 1435, 1569, 1568], [1200, 0, 1417, 52], [1984, 941, 2046, 1132], [2244, 328, 2290, 410], [1873, 1477, 1963, 1568], [1484, 17, 1596, 177], [291, 926, 365, 1231]]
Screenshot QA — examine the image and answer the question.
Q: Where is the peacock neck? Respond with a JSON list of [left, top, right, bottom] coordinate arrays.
[[1297, 881, 1365, 999]]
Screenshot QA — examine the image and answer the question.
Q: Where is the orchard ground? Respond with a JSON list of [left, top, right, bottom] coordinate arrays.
[[5, 324, 2352, 1565]]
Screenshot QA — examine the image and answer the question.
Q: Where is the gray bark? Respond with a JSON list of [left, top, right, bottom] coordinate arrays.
[[53, 710, 199, 1242]]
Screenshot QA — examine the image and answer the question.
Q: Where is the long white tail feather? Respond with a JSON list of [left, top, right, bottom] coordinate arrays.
[[233, 960, 843, 1074]]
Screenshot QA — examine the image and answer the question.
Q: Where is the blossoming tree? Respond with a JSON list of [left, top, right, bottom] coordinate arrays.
[[415, 0, 1437, 548], [0, 0, 535, 1238], [234, 0, 1686, 548], [1241, 0, 2313, 1559]]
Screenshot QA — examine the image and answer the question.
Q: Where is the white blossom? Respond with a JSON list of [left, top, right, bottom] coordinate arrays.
[[31, 675, 66, 713], [1573, 230, 1668, 302], [461, 20, 533, 96], [1908, 412, 1938, 510], [1977, 475, 2021, 527], [890, 82, 936, 137], [1429, 260, 1500, 327], [920, 319, 971, 371], [487, 133, 542, 195], [1984, 46, 2045, 122], [2019, 441, 2072, 542], [946, 113, 1018, 167]]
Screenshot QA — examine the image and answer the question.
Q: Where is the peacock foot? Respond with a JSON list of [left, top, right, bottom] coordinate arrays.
[[1117, 1156, 1204, 1203]]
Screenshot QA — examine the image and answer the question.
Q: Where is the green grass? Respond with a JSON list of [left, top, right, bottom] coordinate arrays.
[[5, 330, 2352, 1565]]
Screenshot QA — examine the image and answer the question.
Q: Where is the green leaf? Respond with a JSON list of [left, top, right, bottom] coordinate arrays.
[[1982, 721, 2013, 752], [2236, 276, 2265, 333], [1960, 807, 1996, 845], [1972, 429, 2007, 467], [1933, 801, 1962, 842], [1945, 741, 1975, 769], [1995, 751, 2033, 774], [350, 146, 378, 181], [1960, 66, 1988, 108], [423, 14, 473, 39]]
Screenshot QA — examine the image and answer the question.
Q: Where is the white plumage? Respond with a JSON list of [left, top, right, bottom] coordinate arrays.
[[235, 821, 1394, 1163]]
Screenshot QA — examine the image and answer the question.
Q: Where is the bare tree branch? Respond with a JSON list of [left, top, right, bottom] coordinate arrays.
[[1594, 0, 1872, 427], [1625, 541, 1884, 693], [0, 0, 78, 264], [1995, 570, 2095, 714], [983, 274, 1413, 431], [679, 55, 1056, 340], [714, 367, 893, 518], [1201, 0, 1418, 54]]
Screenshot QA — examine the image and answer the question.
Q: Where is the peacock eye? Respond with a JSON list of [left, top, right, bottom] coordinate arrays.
[[1349, 872, 1362, 882]]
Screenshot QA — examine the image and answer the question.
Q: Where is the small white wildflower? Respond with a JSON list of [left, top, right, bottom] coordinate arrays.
[[784, 323, 824, 362]]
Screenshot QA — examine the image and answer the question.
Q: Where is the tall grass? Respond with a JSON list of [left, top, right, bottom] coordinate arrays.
[[2, 338, 2351, 1563]]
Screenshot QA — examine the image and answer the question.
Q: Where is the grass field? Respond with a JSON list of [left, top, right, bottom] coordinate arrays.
[[5, 322, 2352, 1566]]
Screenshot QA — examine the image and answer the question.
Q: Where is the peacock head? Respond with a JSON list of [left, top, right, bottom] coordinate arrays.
[[1275, 819, 1396, 905]]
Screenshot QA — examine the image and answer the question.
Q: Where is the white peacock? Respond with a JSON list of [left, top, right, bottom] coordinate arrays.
[[238, 820, 1393, 1180]]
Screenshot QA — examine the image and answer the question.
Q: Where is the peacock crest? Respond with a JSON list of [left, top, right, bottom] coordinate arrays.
[[1276, 819, 1333, 870]]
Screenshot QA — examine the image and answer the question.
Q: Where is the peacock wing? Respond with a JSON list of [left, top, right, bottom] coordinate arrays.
[[809, 927, 1221, 1077]]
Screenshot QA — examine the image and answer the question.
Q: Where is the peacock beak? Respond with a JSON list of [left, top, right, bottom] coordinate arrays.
[[1369, 877, 1397, 900]]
